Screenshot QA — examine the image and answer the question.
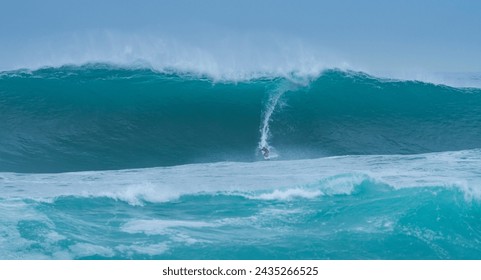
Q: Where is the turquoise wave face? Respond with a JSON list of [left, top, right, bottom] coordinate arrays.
[[1, 64, 481, 172], [1, 150, 481, 259]]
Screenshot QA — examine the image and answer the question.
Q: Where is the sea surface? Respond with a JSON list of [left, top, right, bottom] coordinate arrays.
[[1, 64, 481, 259]]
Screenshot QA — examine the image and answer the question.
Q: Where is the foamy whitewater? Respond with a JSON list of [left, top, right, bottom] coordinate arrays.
[[1, 64, 481, 259]]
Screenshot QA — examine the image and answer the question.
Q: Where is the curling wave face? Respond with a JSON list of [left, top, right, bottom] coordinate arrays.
[[1, 64, 481, 172]]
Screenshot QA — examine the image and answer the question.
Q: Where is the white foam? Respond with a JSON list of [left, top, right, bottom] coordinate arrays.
[[1, 149, 481, 203], [316, 173, 371, 195], [253, 188, 323, 200], [121, 219, 217, 235], [69, 243, 115, 258], [115, 243, 168, 256], [0, 200, 73, 259], [95, 182, 181, 206]]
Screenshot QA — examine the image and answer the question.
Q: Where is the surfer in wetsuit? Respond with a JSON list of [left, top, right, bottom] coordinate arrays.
[[261, 146, 269, 159]]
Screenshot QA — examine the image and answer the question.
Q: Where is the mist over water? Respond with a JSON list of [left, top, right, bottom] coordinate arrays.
[[4, 31, 342, 81]]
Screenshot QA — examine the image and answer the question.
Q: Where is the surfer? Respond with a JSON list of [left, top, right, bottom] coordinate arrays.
[[261, 146, 270, 159]]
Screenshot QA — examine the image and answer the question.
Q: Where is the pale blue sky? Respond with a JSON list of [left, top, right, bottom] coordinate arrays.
[[1, 0, 481, 73]]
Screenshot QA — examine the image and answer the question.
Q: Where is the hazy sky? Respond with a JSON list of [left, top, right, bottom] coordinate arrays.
[[1, 0, 481, 73]]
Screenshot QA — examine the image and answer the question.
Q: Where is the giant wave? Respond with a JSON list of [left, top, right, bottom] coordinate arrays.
[[2, 64, 481, 259], [1, 64, 481, 173]]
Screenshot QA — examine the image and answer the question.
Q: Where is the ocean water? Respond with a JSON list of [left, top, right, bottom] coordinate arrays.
[[1, 64, 481, 259]]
